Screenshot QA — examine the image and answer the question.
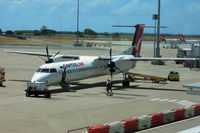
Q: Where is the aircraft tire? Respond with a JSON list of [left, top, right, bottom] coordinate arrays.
[[44, 91, 51, 98], [122, 80, 130, 87], [25, 92, 30, 97]]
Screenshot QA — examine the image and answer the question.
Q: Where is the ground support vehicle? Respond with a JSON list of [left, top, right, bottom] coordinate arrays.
[[25, 82, 51, 98], [168, 71, 180, 81]]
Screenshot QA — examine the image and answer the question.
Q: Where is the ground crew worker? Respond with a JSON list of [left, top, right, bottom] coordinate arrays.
[[106, 79, 113, 96]]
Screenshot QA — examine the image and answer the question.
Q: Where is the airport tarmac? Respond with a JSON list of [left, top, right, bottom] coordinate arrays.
[[0, 42, 200, 133]]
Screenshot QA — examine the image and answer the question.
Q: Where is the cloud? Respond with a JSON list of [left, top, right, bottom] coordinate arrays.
[[34, 0, 70, 5], [13, 0, 26, 5], [111, 0, 155, 15], [1, 0, 200, 34], [88, 0, 112, 7]]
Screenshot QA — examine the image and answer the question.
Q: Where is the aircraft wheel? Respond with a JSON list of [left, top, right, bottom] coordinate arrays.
[[25, 92, 30, 97], [44, 91, 51, 98], [122, 80, 130, 87]]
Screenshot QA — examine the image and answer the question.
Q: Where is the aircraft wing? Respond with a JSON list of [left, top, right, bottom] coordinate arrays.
[[98, 55, 199, 61], [123, 57, 199, 61], [5, 50, 54, 57], [5, 50, 80, 59]]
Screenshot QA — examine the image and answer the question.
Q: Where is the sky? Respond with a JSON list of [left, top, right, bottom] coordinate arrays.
[[0, 0, 200, 35]]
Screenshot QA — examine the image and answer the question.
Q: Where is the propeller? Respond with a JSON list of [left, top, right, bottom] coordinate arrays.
[[107, 48, 121, 81], [46, 46, 50, 61], [39, 46, 61, 64]]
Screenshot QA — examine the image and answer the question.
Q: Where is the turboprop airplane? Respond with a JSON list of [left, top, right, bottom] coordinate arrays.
[[178, 34, 200, 44], [160, 34, 183, 48], [160, 34, 180, 44], [6, 24, 199, 98]]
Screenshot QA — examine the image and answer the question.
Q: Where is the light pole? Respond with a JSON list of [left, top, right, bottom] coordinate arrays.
[[156, 0, 161, 58], [151, 0, 165, 65], [152, 14, 158, 57], [76, 0, 79, 44]]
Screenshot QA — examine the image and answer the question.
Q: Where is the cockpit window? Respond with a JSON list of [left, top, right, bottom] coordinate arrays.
[[50, 68, 57, 73], [41, 69, 49, 73], [36, 68, 41, 72]]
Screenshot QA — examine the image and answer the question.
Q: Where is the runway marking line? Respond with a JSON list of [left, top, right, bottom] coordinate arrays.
[[168, 99, 178, 102], [159, 99, 169, 102], [150, 98, 161, 101], [150, 98, 197, 106]]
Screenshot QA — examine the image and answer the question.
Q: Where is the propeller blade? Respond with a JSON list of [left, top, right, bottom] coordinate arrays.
[[110, 48, 112, 61], [46, 46, 50, 60], [111, 72, 113, 81], [52, 51, 61, 59]]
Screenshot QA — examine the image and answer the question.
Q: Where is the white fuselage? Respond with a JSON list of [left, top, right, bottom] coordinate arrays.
[[31, 55, 136, 86]]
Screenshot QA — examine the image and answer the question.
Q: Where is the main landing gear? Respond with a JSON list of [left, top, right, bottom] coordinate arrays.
[[122, 73, 130, 87], [60, 81, 70, 91]]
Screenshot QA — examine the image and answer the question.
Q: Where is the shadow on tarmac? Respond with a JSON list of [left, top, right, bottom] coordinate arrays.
[[8, 79, 30, 82], [8, 78, 185, 97]]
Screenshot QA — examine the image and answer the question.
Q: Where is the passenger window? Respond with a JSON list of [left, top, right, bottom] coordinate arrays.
[[41, 69, 49, 73], [50, 68, 57, 73]]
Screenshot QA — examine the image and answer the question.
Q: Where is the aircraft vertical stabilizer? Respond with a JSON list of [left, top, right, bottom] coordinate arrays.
[[160, 34, 167, 43], [178, 34, 186, 43], [131, 24, 144, 57]]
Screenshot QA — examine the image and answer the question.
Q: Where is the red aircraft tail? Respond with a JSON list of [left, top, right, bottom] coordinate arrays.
[[178, 34, 186, 43], [160, 34, 167, 43], [131, 24, 144, 57]]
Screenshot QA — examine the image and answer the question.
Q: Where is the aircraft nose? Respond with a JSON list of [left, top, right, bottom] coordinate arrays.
[[31, 73, 48, 83]]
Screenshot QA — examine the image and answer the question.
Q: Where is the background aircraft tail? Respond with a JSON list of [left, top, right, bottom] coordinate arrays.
[[160, 34, 167, 43], [178, 34, 186, 43]]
